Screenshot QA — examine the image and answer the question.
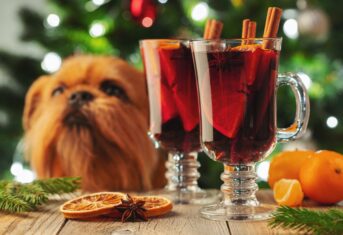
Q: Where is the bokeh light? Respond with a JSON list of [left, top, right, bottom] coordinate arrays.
[[46, 14, 60, 28], [89, 22, 106, 37], [298, 72, 312, 89], [256, 161, 270, 181], [142, 17, 153, 28], [326, 116, 338, 128], [191, 2, 209, 21], [283, 18, 299, 39], [10, 162, 35, 183], [92, 0, 105, 6], [41, 52, 62, 73]]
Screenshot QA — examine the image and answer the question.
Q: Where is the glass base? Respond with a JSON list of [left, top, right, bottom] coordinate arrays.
[[148, 188, 220, 205], [200, 202, 276, 221]]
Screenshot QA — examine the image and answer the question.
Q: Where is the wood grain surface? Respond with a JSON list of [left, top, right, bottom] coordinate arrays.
[[0, 190, 341, 235]]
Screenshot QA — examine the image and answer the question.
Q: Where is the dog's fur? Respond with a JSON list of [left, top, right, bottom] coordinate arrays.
[[23, 55, 164, 191]]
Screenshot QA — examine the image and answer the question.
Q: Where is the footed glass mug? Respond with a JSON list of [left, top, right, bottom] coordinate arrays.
[[191, 38, 310, 220], [140, 39, 218, 204]]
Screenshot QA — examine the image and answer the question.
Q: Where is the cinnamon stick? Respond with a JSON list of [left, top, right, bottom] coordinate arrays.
[[209, 20, 223, 39], [248, 21, 257, 38], [263, 7, 282, 48], [242, 19, 256, 45], [203, 19, 223, 39], [241, 19, 250, 45], [203, 19, 213, 39], [263, 7, 272, 36], [242, 19, 250, 39], [247, 21, 256, 44]]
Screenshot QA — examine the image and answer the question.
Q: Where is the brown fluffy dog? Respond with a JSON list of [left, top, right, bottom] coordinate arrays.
[[23, 55, 163, 191]]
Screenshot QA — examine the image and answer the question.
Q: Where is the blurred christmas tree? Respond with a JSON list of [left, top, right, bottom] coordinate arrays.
[[1, 0, 343, 187]]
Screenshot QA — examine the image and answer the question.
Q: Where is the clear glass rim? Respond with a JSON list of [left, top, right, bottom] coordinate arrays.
[[191, 37, 282, 51], [192, 37, 282, 43], [139, 39, 187, 45], [139, 37, 282, 43]]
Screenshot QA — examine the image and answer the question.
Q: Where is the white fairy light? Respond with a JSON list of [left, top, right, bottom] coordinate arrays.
[[46, 14, 60, 28], [15, 169, 35, 183], [283, 18, 299, 39], [10, 162, 23, 176], [92, 0, 105, 6], [10, 162, 36, 183], [158, 0, 168, 3], [256, 161, 270, 181], [191, 2, 209, 21], [326, 116, 338, 129], [41, 52, 62, 73], [89, 22, 106, 37], [297, 72, 312, 89]]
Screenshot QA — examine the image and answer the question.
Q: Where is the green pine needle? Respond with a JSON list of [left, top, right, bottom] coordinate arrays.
[[0, 193, 33, 213], [0, 177, 81, 213], [33, 177, 81, 194], [269, 206, 343, 235]]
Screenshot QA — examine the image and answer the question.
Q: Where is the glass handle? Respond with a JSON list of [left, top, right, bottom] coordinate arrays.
[[276, 72, 310, 142]]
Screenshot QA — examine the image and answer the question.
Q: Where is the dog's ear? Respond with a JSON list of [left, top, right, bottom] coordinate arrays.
[[23, 76, 50, 130]]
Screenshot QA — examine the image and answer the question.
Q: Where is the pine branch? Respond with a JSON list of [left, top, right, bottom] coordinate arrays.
[[269, 206, 343, 235], [33, 177, 81, 194], [0, 177, 81, 213], [0, 193, 33, 213], [15, 184, 48, 207]]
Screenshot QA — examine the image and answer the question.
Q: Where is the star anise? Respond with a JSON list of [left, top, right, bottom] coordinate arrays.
[[115, 194, 147, 222]]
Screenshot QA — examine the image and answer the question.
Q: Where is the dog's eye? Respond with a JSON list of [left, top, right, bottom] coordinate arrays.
[[100, 81, 127, 100], [52, 86, 65, 97]]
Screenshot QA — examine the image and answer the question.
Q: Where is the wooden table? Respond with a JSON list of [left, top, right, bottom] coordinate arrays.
[[0, 190, 341, 235]]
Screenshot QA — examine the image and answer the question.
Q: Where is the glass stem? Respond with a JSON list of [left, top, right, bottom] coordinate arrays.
[[221, 164, 259, 206], [165, 152, 200, 191]]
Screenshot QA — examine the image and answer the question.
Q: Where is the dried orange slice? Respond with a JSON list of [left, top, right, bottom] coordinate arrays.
[[60, 192, 125, 219], [132, 195, 173, 217], [273, 179, 304, 207]]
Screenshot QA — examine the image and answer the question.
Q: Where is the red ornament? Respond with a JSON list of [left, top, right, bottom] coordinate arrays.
[[130, 0, 156, 27]]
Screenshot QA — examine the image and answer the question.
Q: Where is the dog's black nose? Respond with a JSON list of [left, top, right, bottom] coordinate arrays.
[[69, 91, 94, 107]]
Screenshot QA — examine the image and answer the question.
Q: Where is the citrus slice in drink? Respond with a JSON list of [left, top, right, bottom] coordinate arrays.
[[133, 195, 173, 217], [60, 192, 125, 219], [158, 43, 199, 131], [273, 179, 304, 207]]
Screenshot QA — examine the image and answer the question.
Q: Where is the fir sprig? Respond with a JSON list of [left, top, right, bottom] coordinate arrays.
[[33, 177, 81, 194], [269, 206, 343, 235], [0, 177, 81, 213], [0, 193, 33, 212]]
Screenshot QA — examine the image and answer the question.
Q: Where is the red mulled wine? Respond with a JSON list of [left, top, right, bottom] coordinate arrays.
[[193, 46, 279, 164], [142, 42, 200, 153]]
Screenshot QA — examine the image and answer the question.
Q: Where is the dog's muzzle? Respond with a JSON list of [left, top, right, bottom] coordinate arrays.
[[69, 90, 94, 108], [64, 111, 90, 127]]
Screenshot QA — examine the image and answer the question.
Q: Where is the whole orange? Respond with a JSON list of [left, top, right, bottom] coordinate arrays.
[[268, 150, 314, 188], [299, 150, 343, 204]]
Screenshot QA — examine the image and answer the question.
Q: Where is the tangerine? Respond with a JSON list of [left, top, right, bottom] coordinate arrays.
[[268, 150, 314, 188], [299, 150, 343, 204], [273, 179, 304, 206]]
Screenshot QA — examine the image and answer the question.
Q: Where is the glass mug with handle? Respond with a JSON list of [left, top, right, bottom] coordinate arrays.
[[140, 39, 218, 204], [191, 38, 310, 220]]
